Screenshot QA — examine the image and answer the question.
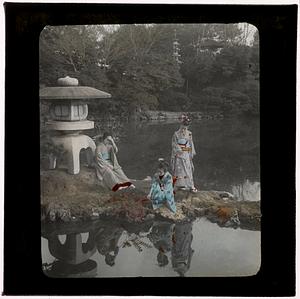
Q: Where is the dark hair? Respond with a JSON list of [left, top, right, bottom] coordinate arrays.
[[105, 253, 116, 267], [157, 252, 169, 267], [103, 132, 110, 140], [182, 119, 191, 126], [158, 158, 169, 172], [95, 135, 104, 144], [179, 114, 191, 126]]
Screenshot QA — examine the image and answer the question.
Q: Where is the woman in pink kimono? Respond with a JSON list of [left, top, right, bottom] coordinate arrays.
[[95, 133, 134, 192], [170, 115, 198, 193]]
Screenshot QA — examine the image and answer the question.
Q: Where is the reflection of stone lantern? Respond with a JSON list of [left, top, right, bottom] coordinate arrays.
[[43, 231, 97, 278], [47, 233, 96, 265], [40, 76, 111, 174]]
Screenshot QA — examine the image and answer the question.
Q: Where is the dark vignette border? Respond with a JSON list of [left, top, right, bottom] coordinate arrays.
[[4, 3, 296, 296]]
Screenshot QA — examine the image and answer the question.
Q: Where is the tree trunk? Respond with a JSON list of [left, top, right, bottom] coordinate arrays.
[[185, 78, 189, 96], [68, 55, 78, 73]]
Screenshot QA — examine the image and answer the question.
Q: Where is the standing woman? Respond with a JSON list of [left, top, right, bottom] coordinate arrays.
[[94, 132, 134, 192], [170, 114, 197, 192]]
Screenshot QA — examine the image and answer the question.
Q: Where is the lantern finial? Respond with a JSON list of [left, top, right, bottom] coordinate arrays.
[[57, 76, 79, 86]]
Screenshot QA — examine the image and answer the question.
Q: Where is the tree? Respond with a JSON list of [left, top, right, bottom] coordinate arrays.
[[39, 25, 99, 85], [39, 23, 259, 116], [100, 24, 183, 109], [213, 45, 252, 83]]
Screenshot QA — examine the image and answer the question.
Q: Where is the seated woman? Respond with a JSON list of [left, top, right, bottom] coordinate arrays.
[[94, 132, 134, 192], [147, 159, 176, 213]]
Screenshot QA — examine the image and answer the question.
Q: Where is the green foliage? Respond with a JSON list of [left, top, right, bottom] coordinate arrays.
[[40, 133, 67, 169], [40, 137, 65, 157], [190, 84, 257, 114], [39, 24, 259, 116], [214, 45, 252, 82], [158, 89, 192, 111]]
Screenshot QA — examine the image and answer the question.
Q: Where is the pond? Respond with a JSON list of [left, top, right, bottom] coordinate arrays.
[[41, 116, 261, 277], [42, 217, 261, 278], [115, 117, 260, 200]]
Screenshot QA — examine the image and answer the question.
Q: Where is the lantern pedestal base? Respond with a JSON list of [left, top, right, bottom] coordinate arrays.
[[48, 233, 96, 265], [50, 134, 96, 174]]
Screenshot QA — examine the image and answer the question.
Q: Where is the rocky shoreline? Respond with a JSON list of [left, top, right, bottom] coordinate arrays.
[[139, 110, 224, 121], [41, 168, 261, 231]]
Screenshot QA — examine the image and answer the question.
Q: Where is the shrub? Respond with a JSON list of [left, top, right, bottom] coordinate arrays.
[[158, 90, 192, 111]]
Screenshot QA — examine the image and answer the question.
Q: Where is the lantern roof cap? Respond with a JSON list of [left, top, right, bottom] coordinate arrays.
[[39, 76, 111, 100]]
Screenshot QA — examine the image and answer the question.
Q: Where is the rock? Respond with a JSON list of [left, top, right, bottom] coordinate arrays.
[[58, 209, 71, 222], [193, 207, 207, 217], [154, 204, 187, 222], [91, 211, 100, 220], [41, 168, 261, 230], [49, 210, 56, 222], [191, 196, 203, 207], [217, 191, 235, 200], [144, 214, 155, 221]]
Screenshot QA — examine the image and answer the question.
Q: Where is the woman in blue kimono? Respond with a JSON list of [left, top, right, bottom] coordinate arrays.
[[147, 159, 176, 213], [170, 114, 198, 193]]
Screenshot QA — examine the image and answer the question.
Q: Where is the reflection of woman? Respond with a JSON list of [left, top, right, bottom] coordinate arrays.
[[148, 221, 175, 267], [95, 226, 124, 267], [147, 159, 176, 213], [94, 133, 134, 192], [171, 223, 194, 277], [171, 115, 197, 192]]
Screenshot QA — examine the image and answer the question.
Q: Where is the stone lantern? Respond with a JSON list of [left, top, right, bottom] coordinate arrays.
[[40, 76, 111, 174]]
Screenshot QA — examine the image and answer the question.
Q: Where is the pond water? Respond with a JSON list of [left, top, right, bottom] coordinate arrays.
[[116, 117, 260, 200], [42, 217, 260, 278], [41, 116, 261, 277]]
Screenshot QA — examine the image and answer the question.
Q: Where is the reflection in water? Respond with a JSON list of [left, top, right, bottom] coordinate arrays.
[[42, 230, 98, 277], [42, 220, 195, 277], [171, 222, 194, 277], [42, 217, 260, 278], [148, 221, 175, 267], [48, 233, 96, 264], [232, 179, 260, 201], [46, 259, 97, 278], [95, 225, 124, 267]]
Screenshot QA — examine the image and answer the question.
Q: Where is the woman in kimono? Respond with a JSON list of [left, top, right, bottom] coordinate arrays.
[[94, 133, 134, 192], [170, 114, 197, 192], [147, 159, 176, 213]]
